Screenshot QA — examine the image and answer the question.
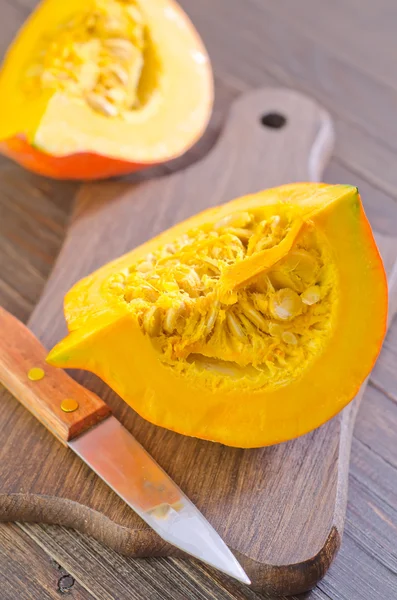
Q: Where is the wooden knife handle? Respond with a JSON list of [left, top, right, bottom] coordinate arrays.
[[0, 306, 111, 445]]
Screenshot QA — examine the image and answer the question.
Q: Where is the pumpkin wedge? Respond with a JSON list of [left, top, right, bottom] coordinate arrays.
[[47, 184, 387, 447], [0, 0, 213, 179]]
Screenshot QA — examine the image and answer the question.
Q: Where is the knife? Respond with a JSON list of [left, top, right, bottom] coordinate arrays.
[[0, 306, 250, 585]]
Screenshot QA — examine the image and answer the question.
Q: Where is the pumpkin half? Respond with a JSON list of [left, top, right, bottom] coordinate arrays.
[[0, 0, 213, 179], [47, 184, 387, 447]]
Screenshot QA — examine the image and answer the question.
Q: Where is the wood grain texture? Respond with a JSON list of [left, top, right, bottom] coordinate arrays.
[[0, 158, 76, 321], [0, 87, 395, 597], [0, 523, 94, 600], [1, 0, 397, 599], [177, 0, 397, 198], [0, 306, 110, 444]]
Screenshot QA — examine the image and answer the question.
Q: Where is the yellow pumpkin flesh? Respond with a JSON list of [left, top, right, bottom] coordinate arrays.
[[47, 183, 387, 447]]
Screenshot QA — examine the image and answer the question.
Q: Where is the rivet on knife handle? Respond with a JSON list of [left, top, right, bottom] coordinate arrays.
[[0, 306, 111, 445]]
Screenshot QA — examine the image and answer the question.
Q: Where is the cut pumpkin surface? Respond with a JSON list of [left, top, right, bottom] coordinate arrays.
[[47, 184, 388, 447], [0, 0, 213, 179]]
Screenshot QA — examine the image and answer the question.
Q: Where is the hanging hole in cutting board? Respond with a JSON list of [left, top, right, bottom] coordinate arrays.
[[260, 112, 287, 129]]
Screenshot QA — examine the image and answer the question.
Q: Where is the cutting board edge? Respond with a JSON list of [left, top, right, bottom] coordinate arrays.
[[0, 491, 340, 595]]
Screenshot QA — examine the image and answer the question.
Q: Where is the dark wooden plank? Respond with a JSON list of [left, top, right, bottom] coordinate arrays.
[[313, 451, 397, 600], [0, 0, 28, 54], [354, 387, 397, 470], [346, 477, 397, 572], [313, 389, 397, 600], [18, 523, 269, 600], [20, 522, 332, 600], [332, 122, 397, 199], [370, 323, 397, 404], [313, 426, 397, 600], [251, 0, 397, 87], [20, 515, 397, 600], [0, 523, 94, 600], [350, 438, 397, 523], [317, 530, 397, 600], [10, 0, 36, 11], [0, 158, 76, 321]]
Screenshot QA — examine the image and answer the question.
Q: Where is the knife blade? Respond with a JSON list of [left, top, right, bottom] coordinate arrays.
[[0, 306, 250, 585]]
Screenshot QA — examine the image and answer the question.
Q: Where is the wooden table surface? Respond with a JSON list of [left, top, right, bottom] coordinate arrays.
[[1, 1, 396, 599]]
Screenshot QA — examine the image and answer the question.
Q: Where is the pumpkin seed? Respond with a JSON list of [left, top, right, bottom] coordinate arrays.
[[164, 244, 176, 255], [204, 302, 219, 336], [226, 311, 245, 340], [240, 300, 268, 331], [126, 5, 144, 24], [211, 246, 223, 259], [103, 17, 126, 37], [109, 281, 125, 291], [163, 303, 185, 334], [86, 92, 119, 117], [252, 293, 268, 314], [79, 62, 100, 91], [106, 87, 128, 104], [301, 285, 321, 306], [161, 281, 180, 293], [269, 288, 303, 320], [141, 285, 160, 303], [270, 215, 281, 231], [104, 62, 129, 85], [254, 235, 275, 253], [143, 306, 162, 336], [271, 250, 318, 294], [282, 331, 298, 345], [124, 290, 134, 303], [225, 228, 254, 243], [214, 212, 252, 230], [178, 269, 201, 297], [104, 38, 136, 59], [268, 322, 284, 337], [136, 261, 154, 274]]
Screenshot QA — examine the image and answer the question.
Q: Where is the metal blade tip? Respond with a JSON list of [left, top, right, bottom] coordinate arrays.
[[146, 503, 251, 584]]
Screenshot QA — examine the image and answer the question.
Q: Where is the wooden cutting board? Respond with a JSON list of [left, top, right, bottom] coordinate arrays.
[[1, 88, 396, 596]]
